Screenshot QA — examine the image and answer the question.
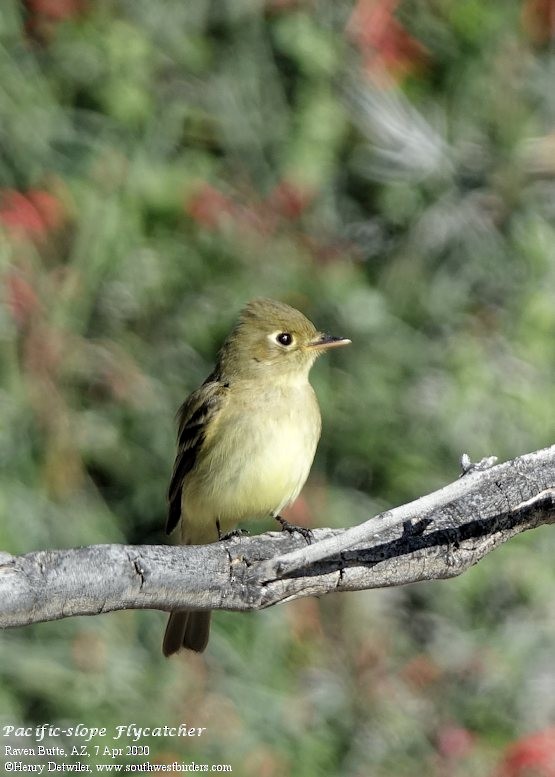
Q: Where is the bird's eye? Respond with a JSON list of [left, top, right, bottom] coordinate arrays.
[[276, 332, 293, 346]]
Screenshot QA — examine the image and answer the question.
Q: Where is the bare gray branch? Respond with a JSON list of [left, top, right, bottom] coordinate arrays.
[[2, 445, 555, 629]]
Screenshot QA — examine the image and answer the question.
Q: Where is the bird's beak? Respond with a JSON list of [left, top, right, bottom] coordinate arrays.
[[308, 333, 351, 350]]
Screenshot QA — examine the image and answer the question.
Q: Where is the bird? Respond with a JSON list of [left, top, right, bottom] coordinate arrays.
[[163, 298, 350, 656]]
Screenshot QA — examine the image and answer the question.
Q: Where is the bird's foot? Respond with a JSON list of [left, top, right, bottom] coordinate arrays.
[[216, 519, 248, 542], [220, 528, 249, 541], [274, 515, 313, 544]]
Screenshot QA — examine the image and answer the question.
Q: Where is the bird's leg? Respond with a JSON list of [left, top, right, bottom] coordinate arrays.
[[274, 515, 313, 544], [216, 518, 248, 542]]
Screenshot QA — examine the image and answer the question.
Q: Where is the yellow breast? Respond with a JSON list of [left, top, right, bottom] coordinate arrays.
[[181, 381, 321, 543]]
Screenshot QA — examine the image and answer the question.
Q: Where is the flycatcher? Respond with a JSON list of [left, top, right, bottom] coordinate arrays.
[[163, 298, 350, 656]]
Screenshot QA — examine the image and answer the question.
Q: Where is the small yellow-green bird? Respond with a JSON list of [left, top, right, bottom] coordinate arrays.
[[163, 298, 350, 656]]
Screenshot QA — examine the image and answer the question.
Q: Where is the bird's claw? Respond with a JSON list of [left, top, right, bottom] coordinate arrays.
[[220, 528, 249, 541], [216, 519, 248, 541], [274, 515, 314, 544]]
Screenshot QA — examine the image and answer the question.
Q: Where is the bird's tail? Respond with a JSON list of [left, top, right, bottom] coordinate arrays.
[[162, 610, 211, 656]]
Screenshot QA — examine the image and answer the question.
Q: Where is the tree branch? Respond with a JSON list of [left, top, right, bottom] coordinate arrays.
[[2, 445, 555, 629]]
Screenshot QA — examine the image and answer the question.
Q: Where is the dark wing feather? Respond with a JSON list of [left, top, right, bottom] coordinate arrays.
[[166, 380, 228, 535]]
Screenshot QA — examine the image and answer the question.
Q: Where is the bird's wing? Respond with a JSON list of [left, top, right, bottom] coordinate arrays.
[[166, 379, 229, 535]]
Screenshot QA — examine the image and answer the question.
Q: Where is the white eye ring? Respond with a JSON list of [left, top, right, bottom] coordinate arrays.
[[269, 331, 294, 347]]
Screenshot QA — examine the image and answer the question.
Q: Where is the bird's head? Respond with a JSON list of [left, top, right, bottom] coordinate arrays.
[[219, 298, 350, 381]]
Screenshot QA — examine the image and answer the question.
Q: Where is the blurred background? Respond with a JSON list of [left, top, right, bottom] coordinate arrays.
[[2, 0, 555, 775]]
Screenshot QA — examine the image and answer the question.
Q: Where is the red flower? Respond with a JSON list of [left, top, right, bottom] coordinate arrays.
[[347, 0, 428, 82], [25, 0, 84, 21], [186, 179, 316, 236], [522, 0, 555, 43], [496, 728, 555, 777], [268, 180, 314, 220], [23, 0, 86, 43], [0, 189, 64, 241], [4, 271, 41, 327], [185, 184, 236, 230], [437, 725, 474, 761]]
